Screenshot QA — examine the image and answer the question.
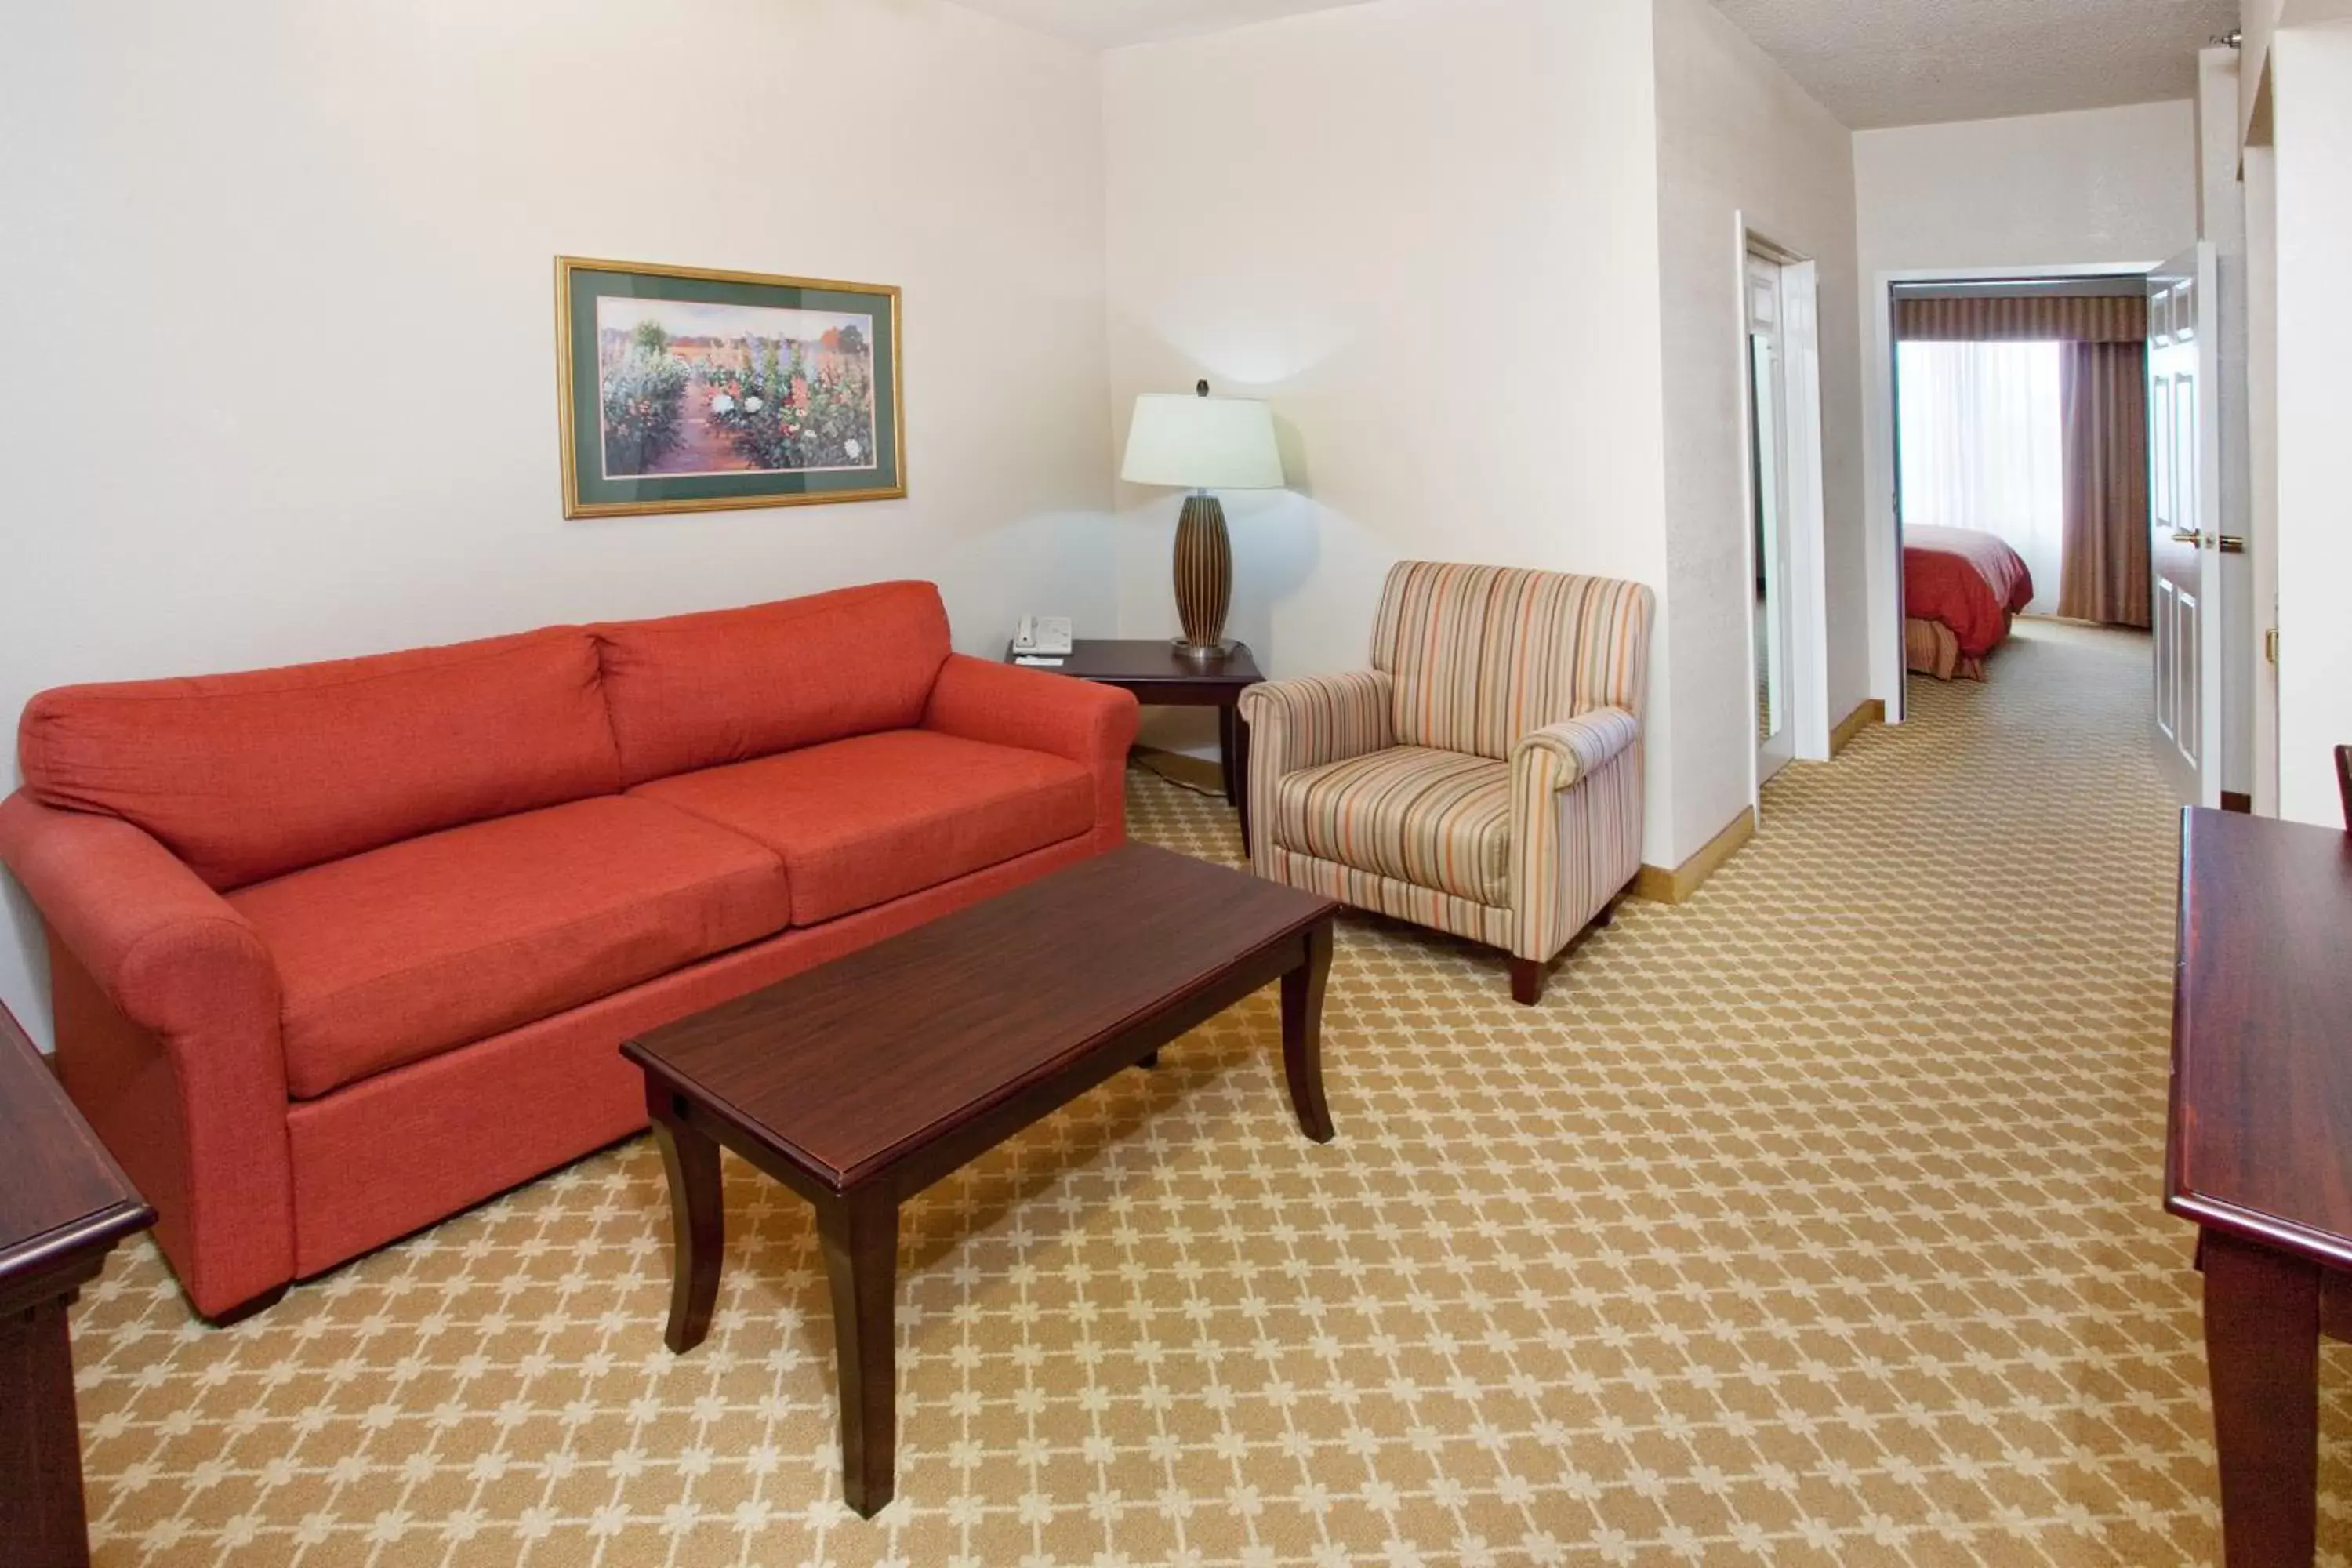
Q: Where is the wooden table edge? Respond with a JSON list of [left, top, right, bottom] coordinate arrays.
[[2166, 1190, 2352, 1276], [0, 1200, 155, 1317], [623, 898, 1340, 1196]]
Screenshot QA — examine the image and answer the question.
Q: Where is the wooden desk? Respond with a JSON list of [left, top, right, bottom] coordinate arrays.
[[2167, 807, 2352, 1566], [1006, 640, 1264, 851], [0, 1002, 153, 1568]]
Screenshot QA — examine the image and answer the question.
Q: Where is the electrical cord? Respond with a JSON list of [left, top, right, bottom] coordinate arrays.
[[1127, 755, 1228, 800]]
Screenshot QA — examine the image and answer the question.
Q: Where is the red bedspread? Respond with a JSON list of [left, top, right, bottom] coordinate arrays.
[[1904, 525, 2033, 657]]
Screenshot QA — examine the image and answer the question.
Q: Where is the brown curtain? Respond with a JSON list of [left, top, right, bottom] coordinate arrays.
[[1895, 293, 2147, 343], [2056, 340, 2151, 628]]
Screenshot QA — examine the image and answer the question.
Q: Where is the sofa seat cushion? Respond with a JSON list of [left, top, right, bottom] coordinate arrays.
[[1271, 746, 1512, 906], [230, 797, 793, 1099], [631, 729, 1094, 927]]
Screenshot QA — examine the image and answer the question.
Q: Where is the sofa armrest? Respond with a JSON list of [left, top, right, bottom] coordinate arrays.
[[0, 793, 282, 1041], [0, 790, 293, 1317], [922, 654, 1142, 848], [1508, 706, 1640, 793], [1236, 670, 1395, 874]]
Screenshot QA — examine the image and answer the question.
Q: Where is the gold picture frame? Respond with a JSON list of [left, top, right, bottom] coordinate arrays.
[[554, 256, 906, 519]]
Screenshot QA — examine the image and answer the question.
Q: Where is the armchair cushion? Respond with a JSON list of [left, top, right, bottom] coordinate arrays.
[[1271, 746, 1511, 906], [1509, 706, 1640, 790]]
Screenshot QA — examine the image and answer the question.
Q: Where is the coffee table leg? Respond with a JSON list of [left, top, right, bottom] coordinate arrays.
[[817, 1186, 901, 1519], [1281, 920, 1335, 1143], [648, 1087, 723, 1356], [2204, 1229, 2320, 1566]]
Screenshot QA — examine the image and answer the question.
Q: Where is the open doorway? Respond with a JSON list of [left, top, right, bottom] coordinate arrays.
[[1886, 275, 2154, 692], [1739, 228, 1829, 809], [1747, 253, 1795, 782]]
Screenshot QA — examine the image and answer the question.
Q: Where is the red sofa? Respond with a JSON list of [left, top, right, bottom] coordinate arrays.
[[0, 582, 1138, 1320]]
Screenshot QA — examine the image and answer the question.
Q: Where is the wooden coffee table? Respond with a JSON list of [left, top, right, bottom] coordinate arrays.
[[621, 844, 1340, 1518]]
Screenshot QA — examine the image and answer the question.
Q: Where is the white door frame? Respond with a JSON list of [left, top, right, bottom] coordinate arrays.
[[1738, 222, 1830, 815], [1864, 261, 2161, 724]]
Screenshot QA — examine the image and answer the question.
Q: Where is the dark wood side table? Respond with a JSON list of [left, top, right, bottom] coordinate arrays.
[[2166, 807, 2352, 1566], [623, 843, 1338, 1517], [1, 1002, 153, 1568], [1004, 640, 1265, 852]]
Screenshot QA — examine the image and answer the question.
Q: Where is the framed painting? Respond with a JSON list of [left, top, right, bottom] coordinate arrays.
[[555, 256, 904, 517]]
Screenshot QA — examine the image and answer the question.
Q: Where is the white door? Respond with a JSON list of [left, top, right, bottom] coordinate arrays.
[[1748, 255, 1796, 784], [2149, 243, 2223, 808]]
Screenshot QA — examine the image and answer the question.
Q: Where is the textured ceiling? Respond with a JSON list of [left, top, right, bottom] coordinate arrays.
[[949, 0, 1375, 49], [1707, 0, 2237, 128]]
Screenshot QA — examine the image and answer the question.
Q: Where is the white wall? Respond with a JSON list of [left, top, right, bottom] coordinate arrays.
[[1652, 0, 1860, 848], [0, 0, 1117, 1045], [2270, 20, 2352, 824], [1853, 101, 2199, 708], [1102, 0, 1679, 858]]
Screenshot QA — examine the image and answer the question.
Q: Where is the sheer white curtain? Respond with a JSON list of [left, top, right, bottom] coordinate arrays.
[[1896, 340, 2063, 614]]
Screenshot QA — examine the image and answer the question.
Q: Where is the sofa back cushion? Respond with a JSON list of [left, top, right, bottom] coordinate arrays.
[[1370, 561, 1653, 760], [19, 630, 622, 890], [595, 581, 953, 786]]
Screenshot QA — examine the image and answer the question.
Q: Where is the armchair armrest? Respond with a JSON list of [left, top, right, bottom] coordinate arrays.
[[922, 653, 1142, 848], [1236, 670, 1395, 772], [1509, 706, 1639, 792], [0, 790, 293, 1316], [1236, 670, 1395, 873], [1506, 706, 1644, 966]]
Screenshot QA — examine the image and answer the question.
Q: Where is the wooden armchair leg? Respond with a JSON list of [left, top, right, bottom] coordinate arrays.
[[1510, 956, 1547, 1006]]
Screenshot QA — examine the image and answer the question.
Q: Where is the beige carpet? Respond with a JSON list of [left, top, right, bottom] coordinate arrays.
[[65, 620, 2332, 1566]]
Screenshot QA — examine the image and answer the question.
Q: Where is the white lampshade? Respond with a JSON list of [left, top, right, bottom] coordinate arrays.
[[1120, 392, 1285, 490]]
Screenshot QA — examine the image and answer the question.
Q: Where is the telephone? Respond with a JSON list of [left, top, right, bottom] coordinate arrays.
[[1012, 615, 1073, 659]]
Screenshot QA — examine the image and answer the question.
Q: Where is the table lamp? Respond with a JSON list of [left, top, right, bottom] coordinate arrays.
[[1120, 380, 1285, 661]]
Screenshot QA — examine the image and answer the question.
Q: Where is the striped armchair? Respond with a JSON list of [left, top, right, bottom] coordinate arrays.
[[1239, 561, 1653, 1004]]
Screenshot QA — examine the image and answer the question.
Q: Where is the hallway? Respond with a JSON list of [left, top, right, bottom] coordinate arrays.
[[61, 620, 2318, 1566]]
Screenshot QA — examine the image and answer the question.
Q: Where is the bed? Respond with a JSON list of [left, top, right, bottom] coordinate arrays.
[[1904, 524, 2034, 681]]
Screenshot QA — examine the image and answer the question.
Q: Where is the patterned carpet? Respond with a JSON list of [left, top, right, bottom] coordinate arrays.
[[65, 619, 2332, 1566]]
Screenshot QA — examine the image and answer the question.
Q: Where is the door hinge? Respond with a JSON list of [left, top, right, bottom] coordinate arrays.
[[2265, 626, 2280, 665]]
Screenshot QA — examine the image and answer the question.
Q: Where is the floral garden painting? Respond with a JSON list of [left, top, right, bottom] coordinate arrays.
[[557, 259, 902, 517], [597, 298, 877, 478]]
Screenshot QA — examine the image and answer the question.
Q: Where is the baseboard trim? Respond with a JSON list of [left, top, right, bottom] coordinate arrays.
[[1831, 699, 1886, 757], [1632, 805, 1755, 905]]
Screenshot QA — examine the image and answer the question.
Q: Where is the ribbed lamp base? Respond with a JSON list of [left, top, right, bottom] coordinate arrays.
[[1172, 493, 1232, 662]]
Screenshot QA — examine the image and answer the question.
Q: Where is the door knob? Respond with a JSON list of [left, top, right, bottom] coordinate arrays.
[[2171, 529, 2204, 545]]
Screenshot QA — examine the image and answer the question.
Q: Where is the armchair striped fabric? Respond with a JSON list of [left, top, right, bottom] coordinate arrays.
[[1239, 562, 1653, 1004]]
